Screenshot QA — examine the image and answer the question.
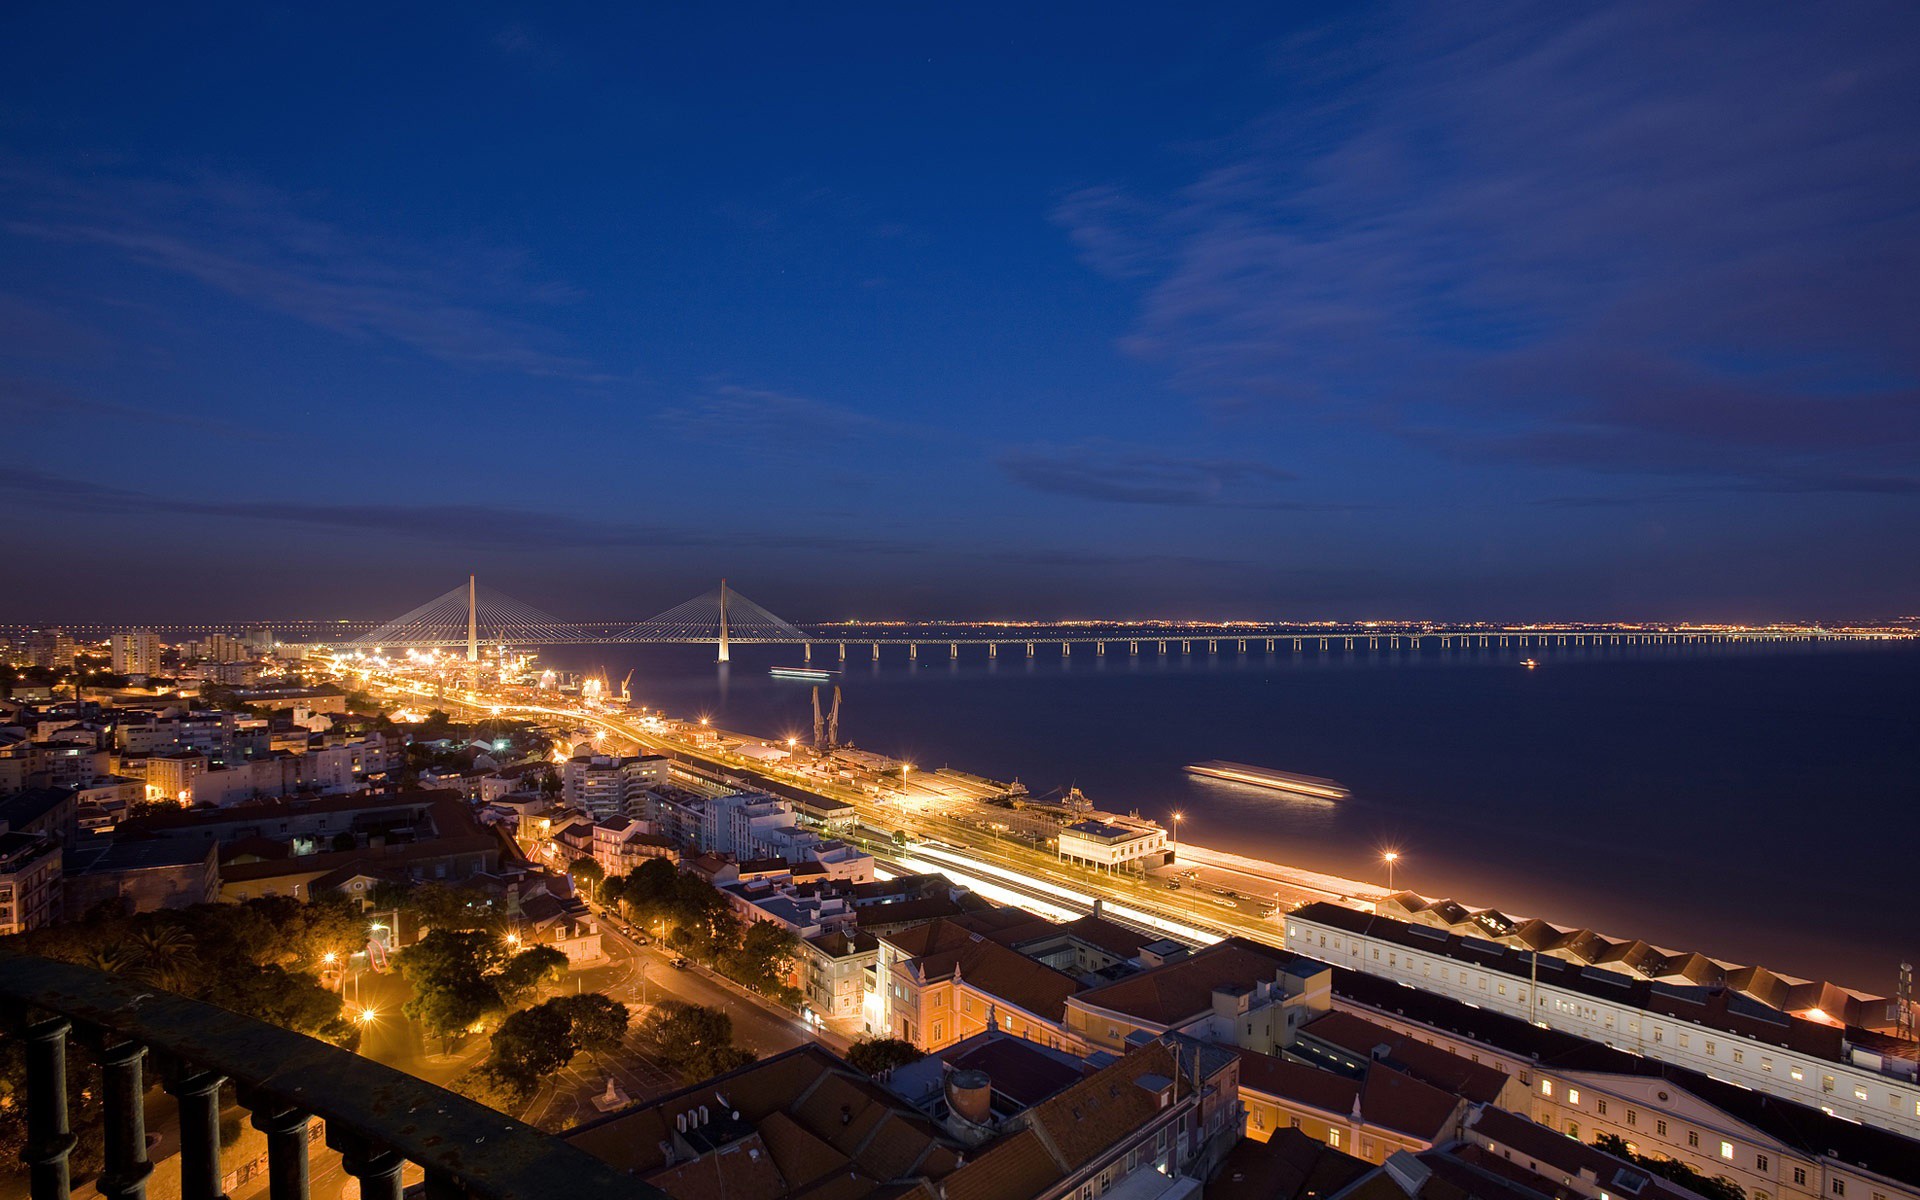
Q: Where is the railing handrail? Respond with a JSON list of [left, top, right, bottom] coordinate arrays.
[[0, 953, 666, 1200]]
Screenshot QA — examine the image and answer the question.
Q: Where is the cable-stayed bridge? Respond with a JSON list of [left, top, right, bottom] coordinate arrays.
[[331, 578, 1854, 662]]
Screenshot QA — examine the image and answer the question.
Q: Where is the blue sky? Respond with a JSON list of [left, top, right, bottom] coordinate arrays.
[[3, 2, 1917, 622]]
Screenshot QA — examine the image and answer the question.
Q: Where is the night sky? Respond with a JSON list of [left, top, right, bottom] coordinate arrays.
[[3, 4, 1916, 623]]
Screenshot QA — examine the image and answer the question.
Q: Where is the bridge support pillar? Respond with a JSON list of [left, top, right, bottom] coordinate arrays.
[[909, 642, 917, 660], [872, 642, 880, 660], [1266, 639, 1274, 651], [804, 643, 811, 663], [1129, 641, 1138, 655], [1062, 641, 1071, 657], [1026, 642, 1035, 657], [951, 643, 958, 658], [1158, 640, 1166, 654], [164, 1071, 226, 1200], [1207, 639, 1216, 653], [838, 642, 846, 660], [989, 642, 997, 658], [1097, 641, 1105, 655], [1238, 639, 1246, 652]]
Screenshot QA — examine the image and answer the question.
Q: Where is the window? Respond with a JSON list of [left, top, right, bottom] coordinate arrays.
[[1598, 1100, 1609, 1116], [1756, 1155, 1769, 1172], [1720, 1142, 1734, 1161], [1688, 1132, 1700, 1149], [1252, 1111, 1265, 1131], [1790, 1067, 1804, 1082], [1626, 1109, 1637, 1126], [1853, 1085, 1868, 1102], [932, 1022, 943, 1041], [1329, 1130, 1342, 1149], [1831, 1181, 1845, 1197], [1734, 1050, 1744, 1064], [1567, 1122, 1580, 1140], [1761, 1057, 1773, 1072], [1568, 1089, 1582, 1105], [1290, 1117, 1302, 1129], [1823, 1075, 1836, 1095], [1706, 1040, 1717, 1056], [1656, 1120, 1668, 1136], [1541, 1080, 1554, 1097], [1680, 1033, 1690, 1049], [1793, 1170, 1807, 1186]]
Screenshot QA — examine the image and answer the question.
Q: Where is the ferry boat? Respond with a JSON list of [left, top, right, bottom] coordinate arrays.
[[769, 666, 836, 681], [1185, 760, 1350, 802]]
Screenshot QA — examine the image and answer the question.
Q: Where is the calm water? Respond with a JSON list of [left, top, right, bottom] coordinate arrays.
[[536, 639, 1918, 993]]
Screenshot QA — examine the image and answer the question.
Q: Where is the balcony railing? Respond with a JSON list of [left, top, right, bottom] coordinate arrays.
[[0, 953, 667, 1200]]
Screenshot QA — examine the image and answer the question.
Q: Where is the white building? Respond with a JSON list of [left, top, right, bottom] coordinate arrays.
[[1285, 902, 1920, 1141], [1057, 817, 1171, 871], [561, 753, 668, 818]]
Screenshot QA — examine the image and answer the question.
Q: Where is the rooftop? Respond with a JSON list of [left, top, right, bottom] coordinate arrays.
[[1071, 937, 1319, 1026]]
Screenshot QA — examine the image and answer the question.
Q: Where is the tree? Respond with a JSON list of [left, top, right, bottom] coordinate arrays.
[[846, 1037, 924, 1076], [639, 1003, 755, 1082], [1593, 1136, 1747, 1200], [396, 930, 508, 1042], [451, 1063, 536, 1112], [569, 857, 605, 901], [494, 945, 568, 1005], [489, 1001, 580, 1079], [556, 993, 631, 1058], [724, 920, 799, 1002]]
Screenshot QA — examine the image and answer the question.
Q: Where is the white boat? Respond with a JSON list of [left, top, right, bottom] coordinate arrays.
[[1185, 761, 1350, 801]]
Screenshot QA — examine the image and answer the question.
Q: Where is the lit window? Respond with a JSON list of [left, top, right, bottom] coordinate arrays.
[[1720, 1142, 1734, 1161], [1568, 1089, 1581, 1105], [1790, 1067, 1804, 1082], [1541, 1080, 1554, 1097], [1853, 1086, 1868, 1102]]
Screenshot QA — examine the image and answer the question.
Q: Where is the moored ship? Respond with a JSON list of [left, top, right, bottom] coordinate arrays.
[[1185, 760, 1350, 801]]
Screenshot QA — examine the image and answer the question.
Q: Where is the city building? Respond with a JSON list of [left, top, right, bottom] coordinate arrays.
[[1056, 816, 1172, 872], [1333, 966, 1920, 1200], [877, 911, 1090, 1052], [560, 752, 667, 818], [109, 629, 162, 676], [800, 927, 878, 1028], [1065, 937, 1333, 1054], [63, 838, 220, 915], [1234, 1049, 1470, 1164], [1285, 903, 1920, 1139], [0, 830, 63, 934]]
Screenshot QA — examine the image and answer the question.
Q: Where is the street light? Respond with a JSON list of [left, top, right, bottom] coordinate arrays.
[[1170, 811, 1184, 858], [1383, 850, 1400, 892]]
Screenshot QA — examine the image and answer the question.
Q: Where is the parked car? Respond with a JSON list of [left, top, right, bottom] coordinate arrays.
[[669, 956, 690, 969]]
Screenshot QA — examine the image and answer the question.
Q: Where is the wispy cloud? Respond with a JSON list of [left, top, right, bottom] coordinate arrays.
[[997, 440, 1340, 509], [656, 382, 934, 457], [1, 164, 603, 379], [0, 465, 916, 556], [1055, 3, 1920, 493]]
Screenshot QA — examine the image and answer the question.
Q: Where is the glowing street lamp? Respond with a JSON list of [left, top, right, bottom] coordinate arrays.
[[1170, 811, 1184, 858], [1383, 850, 1400, 892], [357, 1007, 378, 1026]]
